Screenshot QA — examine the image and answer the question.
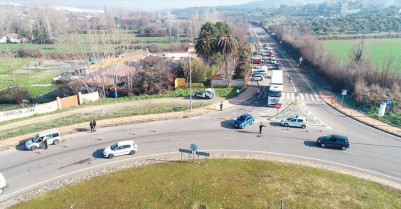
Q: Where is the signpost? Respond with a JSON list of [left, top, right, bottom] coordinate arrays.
[[275, 103, 282, 118], [190, 144, 198, 163], [341, 89, 348, 105], [179, 148, 192, 162], [196, 151, 210, 165], [386, 99, 393, 108], [299, 56, 303, 64]]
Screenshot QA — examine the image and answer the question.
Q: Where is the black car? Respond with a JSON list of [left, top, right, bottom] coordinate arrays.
[[317, 135, 349, 150]]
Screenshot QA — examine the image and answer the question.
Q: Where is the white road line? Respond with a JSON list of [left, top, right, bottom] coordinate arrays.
[[286, 93, 291, 100], [309, 94, 316, 102], [304, 94, 310, 101], [202, 150, 401, 182], [344, 151, 361, 156], [55, 157, 72, 163], [277, 141, 295, 144], [291, 93, 295, 100], [0, 151, 178, 201], [300, 94, 305, 100]]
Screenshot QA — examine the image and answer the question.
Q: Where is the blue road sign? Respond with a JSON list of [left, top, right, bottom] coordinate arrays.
[[190, 144, 198, 151], [341, 90, 348, 96], [179, 148, 192, 154], [386, 100, 393, 108], [196, 151, 210, 157], [294, 92, 299, 97]]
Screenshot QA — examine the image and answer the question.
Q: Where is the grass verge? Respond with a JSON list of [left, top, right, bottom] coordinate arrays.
[[11, 159, 401, 209], [0, 102, 207, 140]]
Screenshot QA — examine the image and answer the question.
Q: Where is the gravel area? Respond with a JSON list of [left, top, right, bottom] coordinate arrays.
[[1, 152, 400, 208]]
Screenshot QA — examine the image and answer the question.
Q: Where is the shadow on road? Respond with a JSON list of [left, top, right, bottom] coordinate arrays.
[[304, 141, 319, 148], [76, 128, 89, 132], [92, 149, 105, 159], [237, 130, 257, 134], [220, 120, 236, 129], [15, 144, 29, 151], [269, 122, 282, 127]]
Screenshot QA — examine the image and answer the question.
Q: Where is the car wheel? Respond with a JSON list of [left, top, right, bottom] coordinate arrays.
[[301, 125, 306, 129], [108, 154, 114, 159], [341, 146, 346, 151], [284, 123, 289, 127], [129, 150, 136, 155], [321, 144, 326, 148], [53, 139, 59, 145], [30, 146, 37, 151]]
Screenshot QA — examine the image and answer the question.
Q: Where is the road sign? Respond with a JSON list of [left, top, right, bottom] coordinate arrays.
[[331, 99, 336, 104], [296, 99, 301, 104], [299, 56, 303, 62], [190, 144, 198, 151], [341, 90, 348, 96], [179, 148, 192, 154], [275, 103, 282, 109], [196, 151, 210, 157], [294, 92, 299, 97], [386, 100, 393, 108]]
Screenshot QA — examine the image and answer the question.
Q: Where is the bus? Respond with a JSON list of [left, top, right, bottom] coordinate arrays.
[[267, 70, 283, 106]]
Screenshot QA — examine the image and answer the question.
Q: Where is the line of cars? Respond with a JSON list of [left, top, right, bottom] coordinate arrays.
[[24, 129, 139, 158]]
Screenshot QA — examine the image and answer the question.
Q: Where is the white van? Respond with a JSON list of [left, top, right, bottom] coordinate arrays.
[[25, 129, 61, 151]]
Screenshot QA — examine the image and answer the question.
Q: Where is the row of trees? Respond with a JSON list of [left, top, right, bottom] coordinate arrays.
[[271, 24, 401, 112]]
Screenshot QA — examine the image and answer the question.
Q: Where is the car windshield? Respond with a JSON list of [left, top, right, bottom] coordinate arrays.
[[111, 143, 118, 150], [237, 116, 247, 122], [325, 135, 332, 140], [269, 90, 282, 97], [32, 134, 40, 143]]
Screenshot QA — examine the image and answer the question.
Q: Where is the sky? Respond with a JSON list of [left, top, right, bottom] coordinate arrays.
[[3, 0, 257, 11]]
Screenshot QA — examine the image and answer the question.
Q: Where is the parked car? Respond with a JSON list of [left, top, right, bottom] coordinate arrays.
[[253, 74, 264, 81], [25, 129, 61, 151], [103, 140, 138, 158], [0, 173, 6, 195], [194, 88, 215, 99], [280, 116, 308, 128], [271, 57, 277, 64], [317, 135, 349, 150], [233, 114, 255, 129]]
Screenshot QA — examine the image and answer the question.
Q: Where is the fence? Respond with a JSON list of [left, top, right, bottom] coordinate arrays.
[[211, 79, 246, 88], [0, 91, 99, 123]]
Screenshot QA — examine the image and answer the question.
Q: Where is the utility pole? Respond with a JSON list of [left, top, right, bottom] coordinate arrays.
[[189, 57, 192, 112]]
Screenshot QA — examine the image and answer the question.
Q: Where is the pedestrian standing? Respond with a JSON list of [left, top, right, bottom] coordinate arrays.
[[93, 120, 97, 132], [90, 120, 94, 133], [289, 76, 292, 83], [259, 122, 266, 134], [44, 137, 48, 150], [220, 101, 223, 111]]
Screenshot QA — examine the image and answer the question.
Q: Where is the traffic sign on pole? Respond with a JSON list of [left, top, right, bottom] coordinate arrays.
[[386, 99, 393, 108], [341, 89, 348, 105], [275, 103, 282, 109]]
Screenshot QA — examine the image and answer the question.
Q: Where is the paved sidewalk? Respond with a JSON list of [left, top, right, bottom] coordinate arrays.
[[320, 91, 401, 137], [0, 87, 259, 150]]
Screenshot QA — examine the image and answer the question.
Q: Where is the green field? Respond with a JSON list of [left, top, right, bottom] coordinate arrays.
[[11, 159, 401, 209], [322, 38, 401, 70]]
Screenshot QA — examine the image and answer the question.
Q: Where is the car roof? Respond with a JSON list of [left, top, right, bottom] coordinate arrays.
[[38, 129, 59, 135], [331, 135, 348, 140], [240, 114, 253, 118], [117, 140, 135, 146]]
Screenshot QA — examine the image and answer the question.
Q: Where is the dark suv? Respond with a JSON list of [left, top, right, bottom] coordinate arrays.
[[317, 135, 349, 150]]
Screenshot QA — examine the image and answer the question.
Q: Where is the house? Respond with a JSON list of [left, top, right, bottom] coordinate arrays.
[[187, 46, 196, 54], [163, 50, 189, 59], [0, 33, 22, 44]]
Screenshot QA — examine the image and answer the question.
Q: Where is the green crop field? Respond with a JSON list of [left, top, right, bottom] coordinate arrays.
[[321, 38, 401, 70]]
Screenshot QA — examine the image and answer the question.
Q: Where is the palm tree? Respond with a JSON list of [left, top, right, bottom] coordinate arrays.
[[194, 30, 215, 63], [216, 35, 239, 86]]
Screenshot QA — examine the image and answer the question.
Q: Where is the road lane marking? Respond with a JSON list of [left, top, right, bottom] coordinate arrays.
[[0, 151, 178, 201], [277, 141, 295, 144], [300, 94, 305, 100], [344, 151, 361, 156], [309, 94, 315, 102], [201, 150, 401, 182]]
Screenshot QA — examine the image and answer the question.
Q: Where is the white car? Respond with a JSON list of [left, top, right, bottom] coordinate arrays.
[[0, 173, 6, 194], [253, 74, 264, 81], [25, 129, 61, 151], [103, 140, 138, 158], [280, 116, 308, 129]]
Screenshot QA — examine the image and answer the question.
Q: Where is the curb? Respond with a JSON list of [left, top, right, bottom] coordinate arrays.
[[319, 91, 401, 138]]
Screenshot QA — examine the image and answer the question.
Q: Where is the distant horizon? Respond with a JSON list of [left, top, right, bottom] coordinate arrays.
[[1, 0, 259, 11]]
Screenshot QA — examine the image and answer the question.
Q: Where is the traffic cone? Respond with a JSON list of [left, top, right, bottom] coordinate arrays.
[[287, 127, 290, 131], [65, 143, 68, 148], [153, 129, 156, 133], [100, 137, 103, 141], [38, 150, 42, 154], [320, 128, 323, 132], [307, 129, 309, 132], [133, 132, 136, 135]]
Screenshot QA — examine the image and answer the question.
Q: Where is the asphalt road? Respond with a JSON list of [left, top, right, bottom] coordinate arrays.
[[1, 26, 401, 203]]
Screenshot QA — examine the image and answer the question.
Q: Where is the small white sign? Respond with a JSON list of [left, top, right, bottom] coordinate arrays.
[[341, 90, 348, 96]]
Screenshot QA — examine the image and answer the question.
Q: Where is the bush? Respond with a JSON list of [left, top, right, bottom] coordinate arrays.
[[17, 47, 44, 58]]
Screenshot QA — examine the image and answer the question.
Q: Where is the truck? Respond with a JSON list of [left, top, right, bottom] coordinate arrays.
[[267, 70, 283, 106], [193, 88, 215, 99]]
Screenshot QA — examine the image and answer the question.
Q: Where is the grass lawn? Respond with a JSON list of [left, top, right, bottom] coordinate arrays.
[[321, 38, 401, 71], [11, 159, 401, 209]]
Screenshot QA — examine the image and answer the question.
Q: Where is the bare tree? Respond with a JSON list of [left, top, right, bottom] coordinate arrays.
[[350, 39, 368, 63]]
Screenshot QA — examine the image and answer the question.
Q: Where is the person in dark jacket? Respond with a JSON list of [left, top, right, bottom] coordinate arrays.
[[93, 120, 97, 132], [90, 120, 94, 133], [259, 122, 266, 134], [220, 101, 223, 111]]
